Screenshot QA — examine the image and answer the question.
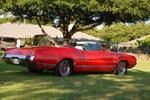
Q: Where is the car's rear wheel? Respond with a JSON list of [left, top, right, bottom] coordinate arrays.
[[114, 62, 127, 75], [55, 59, 72, 77]]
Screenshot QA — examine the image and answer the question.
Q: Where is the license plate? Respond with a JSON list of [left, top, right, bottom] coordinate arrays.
[[11, 58, 20, 65]]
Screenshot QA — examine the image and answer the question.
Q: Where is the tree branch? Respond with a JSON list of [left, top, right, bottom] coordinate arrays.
[[35, 16, 47, 35], [35, 16, 56, 45], [76, 22, 101, 32]]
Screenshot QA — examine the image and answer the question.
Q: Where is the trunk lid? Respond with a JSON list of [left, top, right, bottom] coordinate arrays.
[[5, 48, 35, 55]]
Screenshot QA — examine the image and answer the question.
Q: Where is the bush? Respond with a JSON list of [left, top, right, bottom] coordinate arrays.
[[84, 29, 99, 37], [141, 36, 150, 47], [0, 17, 16, 24], [137, 36, 150, 54], [86, 23, 150, 43], [0, 50, 4, 57], [24, 38, 33, 47], [100, 23, 150, 43]]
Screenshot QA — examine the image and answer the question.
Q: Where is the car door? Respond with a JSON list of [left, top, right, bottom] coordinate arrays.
[[84, 42, 115, 71]]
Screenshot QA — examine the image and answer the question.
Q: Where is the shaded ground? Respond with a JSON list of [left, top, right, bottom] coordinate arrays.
[[0, 61, 150, 100]]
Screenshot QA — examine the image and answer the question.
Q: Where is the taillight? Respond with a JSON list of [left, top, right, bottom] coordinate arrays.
[[30, 55, 35, 61], [26, 55, 35, 61]]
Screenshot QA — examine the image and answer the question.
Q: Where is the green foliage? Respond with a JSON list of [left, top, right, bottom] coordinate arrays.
[[2, 0, 150, 23], [1, 0, 150, 44], [99, 23, 150, 43], [17, 18, 52, 25], [141, 36, 150, 47], [0, 0, 4, 9], [0, 51, 4, 57], [0, 17, 16, 24], [84, 29, 99, 37], [24, 38, 33, 46]]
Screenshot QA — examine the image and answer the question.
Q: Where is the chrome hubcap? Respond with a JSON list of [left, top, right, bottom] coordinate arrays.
[[118, 65, 126, 75], [59, 61, 70, 76]]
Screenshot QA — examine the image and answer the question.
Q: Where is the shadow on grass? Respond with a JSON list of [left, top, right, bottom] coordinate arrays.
[[0, 62, 150, 100]]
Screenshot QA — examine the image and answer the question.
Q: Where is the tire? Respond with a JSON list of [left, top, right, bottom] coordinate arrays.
[[55, 59, 72, 77], [28, 67, 43, 73], [114, 62, 127, 75]]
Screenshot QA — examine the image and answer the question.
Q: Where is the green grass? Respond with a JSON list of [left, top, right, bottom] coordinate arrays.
[[0, 60, 150, 100]]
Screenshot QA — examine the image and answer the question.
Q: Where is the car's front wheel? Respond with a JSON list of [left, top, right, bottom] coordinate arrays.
[[55, 59, 72, 77], [114, 62, 127, 75]]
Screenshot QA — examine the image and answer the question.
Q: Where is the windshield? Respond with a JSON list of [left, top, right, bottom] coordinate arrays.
[[76, 41, 103, 51]]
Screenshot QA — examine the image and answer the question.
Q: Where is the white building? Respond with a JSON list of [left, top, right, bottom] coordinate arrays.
[[0, 22, 100, 40]]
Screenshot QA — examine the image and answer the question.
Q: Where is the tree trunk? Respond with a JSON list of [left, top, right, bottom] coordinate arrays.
[[35, 16, 56, 45], [63, 32, 72, 45]]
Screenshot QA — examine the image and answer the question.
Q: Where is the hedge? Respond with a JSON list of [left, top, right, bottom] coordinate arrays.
[[86, 23, 150, 43]]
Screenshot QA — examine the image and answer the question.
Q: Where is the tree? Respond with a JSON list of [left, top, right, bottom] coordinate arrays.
[[0, 0, 5, 10], [99, 23, 150, 43], [2, 0, 150, 44]]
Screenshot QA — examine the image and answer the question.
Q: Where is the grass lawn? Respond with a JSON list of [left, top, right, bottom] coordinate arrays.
[[0, 60, 150, 100]]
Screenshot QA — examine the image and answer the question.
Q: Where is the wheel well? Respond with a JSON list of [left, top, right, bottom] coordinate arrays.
[[119, 60, 129, 68]]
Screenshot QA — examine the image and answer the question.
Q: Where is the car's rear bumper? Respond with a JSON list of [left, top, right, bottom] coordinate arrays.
[[2, 54, 36, 67]]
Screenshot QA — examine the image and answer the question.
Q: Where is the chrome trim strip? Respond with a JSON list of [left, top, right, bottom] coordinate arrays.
[[76, 65, 115, 68], [37, 62, 56, 67], [4, 54, 27, 59]]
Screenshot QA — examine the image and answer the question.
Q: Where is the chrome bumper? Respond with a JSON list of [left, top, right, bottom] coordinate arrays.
[[4, 54, 35, 61], [4, 54, 27, 59], [3, 54, 35, 67]]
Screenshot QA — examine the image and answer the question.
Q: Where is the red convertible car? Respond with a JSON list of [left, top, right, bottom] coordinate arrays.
[[2, 41, 137, 77]]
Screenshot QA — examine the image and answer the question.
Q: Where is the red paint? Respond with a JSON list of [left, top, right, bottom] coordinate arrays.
[[4, 46, 137, 72]]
